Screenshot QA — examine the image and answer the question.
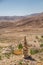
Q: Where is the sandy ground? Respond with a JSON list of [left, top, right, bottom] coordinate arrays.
[[0, 28, 43, 65]]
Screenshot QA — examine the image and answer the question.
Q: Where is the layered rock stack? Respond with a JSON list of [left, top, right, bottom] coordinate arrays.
[[23, 36, 29, 59]]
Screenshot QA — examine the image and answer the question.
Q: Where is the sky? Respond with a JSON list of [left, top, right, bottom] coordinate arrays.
[[0, 0, 43, 16]]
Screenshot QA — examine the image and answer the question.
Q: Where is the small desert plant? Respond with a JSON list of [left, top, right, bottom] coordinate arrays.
[[9, 45, 14, 54], [41, 35, 43, 38], [0, 46, 2, 50], [38, 38, 43, 43], [30, 48, 39, 55], [0, 55, 2, 60], [5, 53, 11, 59], [18, 43, 23, 50], [40, 43, 43, 47], [19, 61, 22, 65], [39, 48, 43, 52]]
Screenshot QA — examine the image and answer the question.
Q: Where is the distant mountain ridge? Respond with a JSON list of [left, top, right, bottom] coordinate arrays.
[[0, 16, 24, 21], [0, 12, 43, 20], [0, 12, 43, 28], [0, 12, 43, 21]]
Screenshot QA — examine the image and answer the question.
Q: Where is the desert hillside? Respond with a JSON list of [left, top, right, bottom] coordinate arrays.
[[0, 13, 43, 29]]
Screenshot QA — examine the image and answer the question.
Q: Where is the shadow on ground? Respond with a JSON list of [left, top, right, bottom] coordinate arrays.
[[24, 56, 36, 61]]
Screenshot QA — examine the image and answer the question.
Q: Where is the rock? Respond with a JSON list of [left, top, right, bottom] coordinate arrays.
[[2, 47, 11, 54]]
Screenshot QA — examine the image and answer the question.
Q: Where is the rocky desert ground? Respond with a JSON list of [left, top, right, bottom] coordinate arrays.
[[0, 13, 43, 65]]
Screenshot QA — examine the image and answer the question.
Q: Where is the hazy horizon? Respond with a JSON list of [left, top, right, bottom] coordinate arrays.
[[0, 0, 43, 16], [0, 12, 43, 16]]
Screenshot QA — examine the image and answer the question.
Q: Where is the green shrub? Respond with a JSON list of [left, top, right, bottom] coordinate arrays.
[[9, 45, 14, 54], [0, 46, 2, 50], [18, 43, 23, 50], [39, 38, 43, 43], [0, 56, 2, 60], [40, 48, 43, 52], [30, 49, 39, 55], [40, 43, 43, 47], [19, 61, 22, 65], [41, 35, 43, 38], [5, 53, 11, 59]]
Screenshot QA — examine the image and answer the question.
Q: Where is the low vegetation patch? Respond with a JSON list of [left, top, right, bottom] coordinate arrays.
[[30, 48, 39, 55], [41, 35, 43, 38], [40, 48, 43, 52], [9, 45, 14, 54], [40, 43, 43, 47], [0, 46, 2, 50], [0, 55, 2, 60], [18, 43, 23, 50], [19, 61, 22, 65], [4, 53, 11, 59]]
